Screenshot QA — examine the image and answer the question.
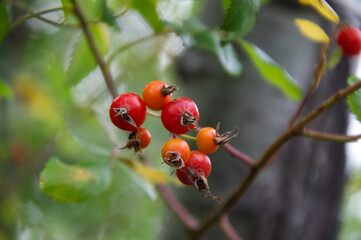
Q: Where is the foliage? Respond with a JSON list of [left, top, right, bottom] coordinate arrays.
[[0, 0, 360, 239]]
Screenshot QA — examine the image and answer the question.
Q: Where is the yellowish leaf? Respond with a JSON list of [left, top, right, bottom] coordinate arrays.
[[299, 0, 339, 23], [12, 74, 60, 123], [294, 18, 330, 43], [120, 157, 180, 185]]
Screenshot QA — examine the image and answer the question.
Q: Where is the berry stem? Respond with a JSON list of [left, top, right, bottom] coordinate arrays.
[[179, 134, 197, 141], [71, 0, 118, 99], [146, 110, 161, 118], [300, 128, 361, 142]]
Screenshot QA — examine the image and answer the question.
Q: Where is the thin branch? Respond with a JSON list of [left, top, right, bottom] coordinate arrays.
[[222, 144, 255, 167], [179, 134, 197, 141], [288, 41, 329, 126], [138, 155, 199, 230], [106, 34, 155, 67], [301, 128, 361, 142], [157, 184, 199, 230], [146, 110, 161, 118], [71, 0, 118, 98], [191, 78, 361, 239], [6, 0, 78, 29], [288, 84, 314, 127], [115, 7, 130, 17], [10, 7, 75, 30], [219, 214, 243, 240]]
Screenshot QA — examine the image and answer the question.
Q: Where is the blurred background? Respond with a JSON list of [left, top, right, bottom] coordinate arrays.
[[0, 0, 361, 239]]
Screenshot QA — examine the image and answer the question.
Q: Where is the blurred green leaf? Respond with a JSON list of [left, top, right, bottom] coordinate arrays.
[[0, 78, 13, 99], [218, 43, 243, 76], [63, 104, 115, 156], [100, 0, 120, 30], [40, 157, 112, 202], [65, 23, 109, 87], [170, 18, 242, 76], [222, 0, 232, 10], [60, 0, 72, 17], [118, 162, 158, 200], [327, 47, 342, 70], [0, 2, 11, 43], [221, 0, 260, 37], [62, 0, 119, 29], [347, 76, 361, 122], [131, 0, 163, 32], [240, 39, 302, 101], [347, 169, 361, 195]]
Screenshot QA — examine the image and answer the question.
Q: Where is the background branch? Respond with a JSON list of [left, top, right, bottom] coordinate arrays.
[[219, 214, 243, 240], [301, 128, 361, 142], [191, 78, 361, 239], [222, 144, 255, 167], [71, 0, 118, 98]]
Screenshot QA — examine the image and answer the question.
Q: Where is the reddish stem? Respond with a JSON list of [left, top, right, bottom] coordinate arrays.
[[219, 214, 243, 240], [157, 184, 199, 230], [301, 128, 361, 142], [222, 144, 255, 167]]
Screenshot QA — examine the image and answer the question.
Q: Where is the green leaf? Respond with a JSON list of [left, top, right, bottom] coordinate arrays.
[[327, 47, 342, 70], [65, 23, 109, 87], [347, 76, 361, 122], [221, 0, 260, 37], [40, 157, 112, 202], [0, 2, 11, 43], [131, 0, 163, 32], [60, 0, 72, 17], [63, 104, 116, 156], [62, 0, 118, 29], [170, 18, 242, 76], [240, 39, 302, 101], [218, 43, 243, 76], [0, 78, 13, 99], [100, 0, 120, 30]]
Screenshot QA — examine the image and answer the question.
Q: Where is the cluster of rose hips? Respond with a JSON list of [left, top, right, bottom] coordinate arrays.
[[109, 81, 237, 202], [337, 25, 361, 57]]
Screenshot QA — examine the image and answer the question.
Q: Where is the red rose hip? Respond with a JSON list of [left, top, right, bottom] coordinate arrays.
[[337, 26, 361, 57], [109, 93, 146, 131], [161, 97, 199, 134], [176, 151, 211, 186]]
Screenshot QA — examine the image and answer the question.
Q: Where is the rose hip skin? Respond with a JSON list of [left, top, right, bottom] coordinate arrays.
[[162, 138, 191, 164], [143, 81, 172, 111], [109, 93, 146, 131], [337, 26, 361, 57], [137, 127, 151, 149], [161, 97, 199, 134], [176, 151, 211, 186], [197, 127, 219, 154]]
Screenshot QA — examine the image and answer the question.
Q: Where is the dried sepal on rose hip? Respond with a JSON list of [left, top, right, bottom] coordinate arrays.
[[119, 127, 151, 155], [109, 93, 146, 131], [197, 122, 239, 154], [161, 138, 190, 169], [176, 151, 222, 203], [194, 174, 223, 204], [143, 81, 179, 111], [161, 97, 199, 134]]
